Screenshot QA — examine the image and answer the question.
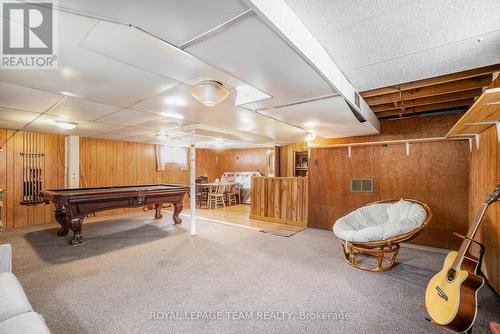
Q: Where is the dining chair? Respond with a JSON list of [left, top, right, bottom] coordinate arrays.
[[226, 183, 239, 205], [196, 184, 209, 208], [208, 183, 225, 209]]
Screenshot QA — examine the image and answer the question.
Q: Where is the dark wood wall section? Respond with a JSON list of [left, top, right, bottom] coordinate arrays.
[[469, 125, 499, 294], [308, 114, 470, 249], [0, 129, 65, 229]]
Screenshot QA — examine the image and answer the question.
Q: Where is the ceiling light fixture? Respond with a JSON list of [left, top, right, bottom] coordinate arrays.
[[156, 134, 168, 141], [305, 132, 316, 142], [55, 120, 78, 130], [191, 80, 229, 107]]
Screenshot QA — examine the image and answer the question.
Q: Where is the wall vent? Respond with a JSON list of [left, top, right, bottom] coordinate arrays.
[[350, 178, 373, 192]]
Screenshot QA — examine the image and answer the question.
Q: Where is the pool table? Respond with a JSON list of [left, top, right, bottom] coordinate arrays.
[[42, 184, 189, 245]]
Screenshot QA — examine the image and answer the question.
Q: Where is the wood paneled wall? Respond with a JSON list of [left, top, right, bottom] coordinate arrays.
[[196, 149, 219, 181], [80, 138, 188, 187], [250, 176, 308, 227], [278, 143, 306, 177], [215, 148, 271, 177], [79, 138, 220, 187], [0, 129, 65, 229], [79, 138, 220, 215], [469, 125, 499, 293], [308, 114, 470, 249]]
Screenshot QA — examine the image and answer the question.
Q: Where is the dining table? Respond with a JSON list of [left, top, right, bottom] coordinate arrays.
[[197, 182, 240, 208]]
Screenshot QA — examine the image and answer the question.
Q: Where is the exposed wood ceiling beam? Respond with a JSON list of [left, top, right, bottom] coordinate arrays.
[[376, 98, 474, 118], [371, 88, 483, 113], [361, 64, 500, 98], [364, 75, 492, 106]]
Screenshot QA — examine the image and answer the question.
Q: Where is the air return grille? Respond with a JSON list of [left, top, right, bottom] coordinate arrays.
[[350, 178, 373, 192]]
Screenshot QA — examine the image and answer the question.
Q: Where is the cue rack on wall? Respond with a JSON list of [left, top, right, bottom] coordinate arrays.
[[20, 132, 45, 205]]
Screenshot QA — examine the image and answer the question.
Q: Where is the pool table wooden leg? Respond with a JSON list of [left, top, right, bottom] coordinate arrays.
[[67, 217, 84, 246], [54, 210, 69, 236], [173, 202, 183, 224], [154, 203, 163, 219]]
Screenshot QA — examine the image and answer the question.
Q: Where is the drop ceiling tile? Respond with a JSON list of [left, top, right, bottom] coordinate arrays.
[[134, 117, 193, 131], [133, 84, 306, 143], [47, 97, 120, 121], [259, 96, 378, 138], [0, 12, 178, 108], [0, 107, 40, 124], [0, 82, 62, 112], [80, 21, 238, 86], [23, 114, 90, 134], [185, 14, 334, 110], [93, 127, 153, 140], [97, 109, 163, 127], [66, 122, 125, 137], [0, 120, 27, 130], [58, 0, 249, 46]]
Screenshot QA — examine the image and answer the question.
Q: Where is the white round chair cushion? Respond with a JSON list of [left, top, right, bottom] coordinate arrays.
[[333, 200, 427, 243]]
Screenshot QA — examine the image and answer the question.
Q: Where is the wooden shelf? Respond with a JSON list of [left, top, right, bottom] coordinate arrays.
[[446, 87, 500, 137], [308, 136, 470, 149]]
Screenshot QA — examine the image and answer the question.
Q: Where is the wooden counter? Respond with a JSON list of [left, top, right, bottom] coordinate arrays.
[[250, 176, 308, 227]]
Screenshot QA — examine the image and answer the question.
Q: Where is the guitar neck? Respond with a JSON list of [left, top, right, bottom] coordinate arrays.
[[452, 202, 488, 270]]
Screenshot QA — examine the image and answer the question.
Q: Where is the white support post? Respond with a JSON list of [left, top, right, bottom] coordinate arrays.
[[475, 134, 480, 151], [468, 138, 473, 152], [496, 121, 500, 143], [405, 142, 411, 156], [347, 146, 352, 158], [65, 136, 80, 188], [189, 130, 196, 236]]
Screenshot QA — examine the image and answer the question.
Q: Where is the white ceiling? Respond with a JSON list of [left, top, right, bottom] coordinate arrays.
[[7, 0, 494, 147], [184, 13, 335, 110], [285, 0, 500, 91], [258, 96, 377, 138]]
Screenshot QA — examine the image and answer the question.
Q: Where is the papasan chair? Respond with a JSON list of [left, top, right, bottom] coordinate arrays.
[[333, 199, 432, 272]]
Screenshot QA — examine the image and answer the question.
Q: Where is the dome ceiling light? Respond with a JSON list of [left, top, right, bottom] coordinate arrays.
[[55, 120, 78, 130], [191, 80, 229, 107]]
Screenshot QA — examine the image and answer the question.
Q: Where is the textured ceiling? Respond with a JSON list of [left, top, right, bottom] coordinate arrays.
[[286, 0, 500, 91]]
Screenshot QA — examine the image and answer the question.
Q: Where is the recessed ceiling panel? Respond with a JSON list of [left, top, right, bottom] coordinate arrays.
[[259, 96, 379, 138], [58, 0, 249, 46], [0, 82, 62, 112], [185, 14, 334, 110]]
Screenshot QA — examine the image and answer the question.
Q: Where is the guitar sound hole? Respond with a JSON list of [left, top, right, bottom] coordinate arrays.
[[447, 268, 456, 282]]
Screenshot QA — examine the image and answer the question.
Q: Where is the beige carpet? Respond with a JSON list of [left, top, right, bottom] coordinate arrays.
[[0, 211, 499, 334]]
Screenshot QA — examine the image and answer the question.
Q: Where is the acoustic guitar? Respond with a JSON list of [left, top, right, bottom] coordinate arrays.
[[425, 184, 500, 333]]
